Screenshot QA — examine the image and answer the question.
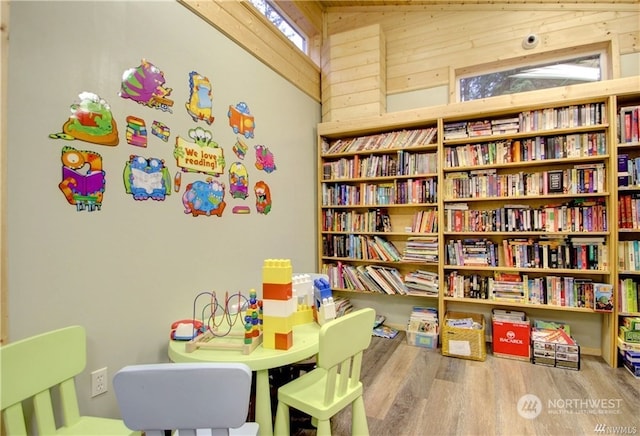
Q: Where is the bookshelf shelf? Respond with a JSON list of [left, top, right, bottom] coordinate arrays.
[[443, 265, 609, 275], [443, 297, 599, 313], [317, 78, 640, 367]]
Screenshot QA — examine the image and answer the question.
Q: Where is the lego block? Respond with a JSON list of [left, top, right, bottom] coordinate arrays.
[[263, 332, 276, 349], [262, 314, 294, 333], [293, 307, 314, 325], [275, 331, 293, 350], [293, 274, 314, 307], [263, 282, 293, 300], [263, 298, 297, 317], [318, 298, 337, 325], [314, 278, 333, 309], [262, 259, 293, 284]]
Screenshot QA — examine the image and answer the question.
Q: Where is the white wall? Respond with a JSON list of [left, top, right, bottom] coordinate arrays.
[[7, 0, 319, 418]]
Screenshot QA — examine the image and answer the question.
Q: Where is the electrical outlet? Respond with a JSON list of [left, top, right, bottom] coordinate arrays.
[[91, 367, 108, 397]]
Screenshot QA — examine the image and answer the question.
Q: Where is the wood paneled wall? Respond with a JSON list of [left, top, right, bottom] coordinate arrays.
[[323, 5, 639, 111]]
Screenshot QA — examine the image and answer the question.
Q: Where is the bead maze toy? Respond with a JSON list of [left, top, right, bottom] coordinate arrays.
[[185, 289, 263, 354]]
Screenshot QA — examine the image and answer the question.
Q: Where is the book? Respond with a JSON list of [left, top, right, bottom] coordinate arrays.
[[594, 283, 614, 312]]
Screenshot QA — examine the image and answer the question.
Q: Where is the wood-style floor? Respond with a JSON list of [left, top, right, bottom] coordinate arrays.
[[284, 331, 639, 436]]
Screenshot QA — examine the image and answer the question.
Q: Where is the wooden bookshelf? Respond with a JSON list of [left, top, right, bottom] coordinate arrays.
[[317, 76, 640, 367], [613, 95, 640, 368]]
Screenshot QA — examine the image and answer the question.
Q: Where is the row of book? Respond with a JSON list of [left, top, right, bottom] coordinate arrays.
[[444, 133, 606, 168], [409, 209, 438, 233], [321, 262, 408, 295], [445, 236, 608, 271], [321, 208, 391, 233], [519, 103, 606, 132], [322, 180, 437, 206], [322, 128, 437, 154], [501, 237, 608, 271], [618, 193, 640, 229], [444, 199, 607, 233], [443, 164, 606, 200], [322, 182, 392, 206], [619, 105, 640, 144], [442, 103, 606, 140], [395, 178, 438, 204], [618, 240, 640, 272], [321, 234, 402, 261], [618, 278, 640, 313], [445, 271, 613, 309], [322, 151, 438, 180]]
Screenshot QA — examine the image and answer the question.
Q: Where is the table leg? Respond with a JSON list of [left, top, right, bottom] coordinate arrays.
[[255, 369, 273, 436]]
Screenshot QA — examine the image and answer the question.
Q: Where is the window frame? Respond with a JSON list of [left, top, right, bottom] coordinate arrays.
[[247, 0, 308, 54], [453, 42, 613, 103]]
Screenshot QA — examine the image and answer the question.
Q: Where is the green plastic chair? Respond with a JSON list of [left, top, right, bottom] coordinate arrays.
[[1, 325, 138, 435], [274, 307, 376, 436]]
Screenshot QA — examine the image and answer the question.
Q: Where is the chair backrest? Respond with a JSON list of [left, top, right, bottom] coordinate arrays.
[[1, 325, 87, 434], [316, 308, 376, 403], [113, 362, 254, 436]]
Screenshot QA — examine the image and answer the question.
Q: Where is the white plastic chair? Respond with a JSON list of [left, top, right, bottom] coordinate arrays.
[[113, 362, 259, 436]]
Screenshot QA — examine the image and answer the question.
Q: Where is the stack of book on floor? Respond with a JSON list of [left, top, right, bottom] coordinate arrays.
[[531, 320, 580, 370], [619, 316, 640, 378]]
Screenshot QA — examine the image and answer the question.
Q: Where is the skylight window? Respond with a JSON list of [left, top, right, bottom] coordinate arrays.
[[247, 0, 306, 53], [457, 53, 605, 102]]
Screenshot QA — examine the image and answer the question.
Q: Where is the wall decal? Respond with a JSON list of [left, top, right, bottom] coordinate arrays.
[[151, 120, 170, 142], [254, 180, 272, 215], [49, 92, 119, 146], [228, 102, 255, 138], [174, 127, 225, 176], [174, 171, 182, 193], [254, 144, 276, 173], [182, 177, 226, 217], [123, 155, 172, 201], [125, 116, 147, 147], [119, 59, 174, 113], [233, 137, 248, 160], [232, 205, 251, 214], [58, 146, 106, 212], [185, 71, 215, 125], [229, 162, 249, 199]]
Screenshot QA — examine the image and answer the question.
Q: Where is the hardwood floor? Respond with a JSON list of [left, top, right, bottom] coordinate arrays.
[[284, 331, 639, 436]]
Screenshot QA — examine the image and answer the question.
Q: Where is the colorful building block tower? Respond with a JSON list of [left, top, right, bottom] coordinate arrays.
[[262, 259, 296, 350], [313, 277, 337, 325], [243, 289, 263, 345]]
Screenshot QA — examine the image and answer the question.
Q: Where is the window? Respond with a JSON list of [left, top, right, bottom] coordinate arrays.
[[247, 0, 307, 53], [457, 50, 607, 102]]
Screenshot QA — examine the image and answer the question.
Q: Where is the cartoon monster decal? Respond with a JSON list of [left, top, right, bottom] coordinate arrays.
[[185, 71, 215, 125], [49, 92, 119, 146], [254, 180, 272, 215], [58, 146, 106, 211], [228, 102, 255, 138], [174, 127, 225, 176], [229, 162, 249, 199], [123, 155, 172, 201], [182, 177, 226, 217], [254, 144, 276, 173], [119, 59, 174, 112]]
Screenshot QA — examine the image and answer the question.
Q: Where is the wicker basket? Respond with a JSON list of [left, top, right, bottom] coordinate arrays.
[[441, 311, 487, 361]]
